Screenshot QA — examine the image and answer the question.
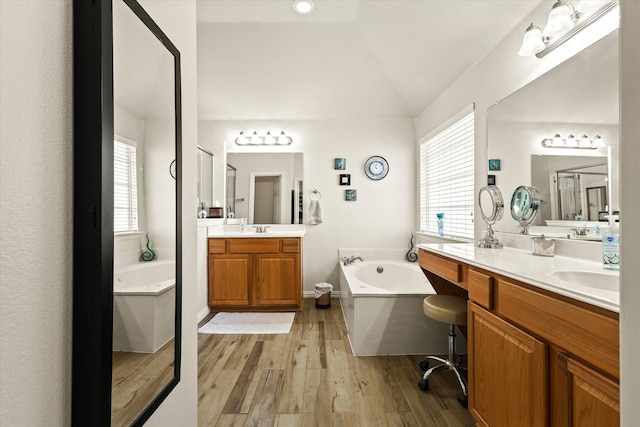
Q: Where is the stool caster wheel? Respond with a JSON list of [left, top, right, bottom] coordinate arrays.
[[457, 394, 468, 408], [418, 360, 429, 371], [417, 378, 429, 391]]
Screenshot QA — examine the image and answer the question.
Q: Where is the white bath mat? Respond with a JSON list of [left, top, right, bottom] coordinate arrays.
[[198, 312, 295, 335]]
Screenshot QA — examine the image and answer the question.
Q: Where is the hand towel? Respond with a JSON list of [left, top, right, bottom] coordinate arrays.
[[308, 199, 323, 225]]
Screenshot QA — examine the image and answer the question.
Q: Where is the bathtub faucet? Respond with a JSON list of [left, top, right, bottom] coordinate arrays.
[[342, 256, 364, 266]]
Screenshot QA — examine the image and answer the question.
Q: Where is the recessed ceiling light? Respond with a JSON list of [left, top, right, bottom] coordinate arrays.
[[293, 0, 314, 15]]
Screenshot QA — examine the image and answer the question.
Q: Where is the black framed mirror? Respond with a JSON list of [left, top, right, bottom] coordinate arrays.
[[73, 0, 182, 425]]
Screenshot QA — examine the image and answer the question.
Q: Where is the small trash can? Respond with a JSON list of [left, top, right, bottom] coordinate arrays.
[[315, 283, 333, 309]]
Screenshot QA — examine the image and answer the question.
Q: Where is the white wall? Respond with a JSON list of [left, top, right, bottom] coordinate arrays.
[[619, 1, 640, 424], [137, 1, 199, 426], [0, 1, 72, 425], [0, 1, 199, 426], [200, 119, 417, 293]]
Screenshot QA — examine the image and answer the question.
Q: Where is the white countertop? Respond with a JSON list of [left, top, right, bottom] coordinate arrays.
[[207, 224, 305, 238], [417, 243, 619, 313]]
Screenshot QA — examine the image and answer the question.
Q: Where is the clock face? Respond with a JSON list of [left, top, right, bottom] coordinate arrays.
[[364, 156, 389, 180]]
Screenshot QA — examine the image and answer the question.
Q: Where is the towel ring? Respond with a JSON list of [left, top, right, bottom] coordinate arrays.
[[310, 189, 321, 201]]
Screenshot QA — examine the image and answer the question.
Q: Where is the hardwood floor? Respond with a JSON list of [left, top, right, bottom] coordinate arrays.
[[198, 299, 476, 426], [111, 340, 174, 426]]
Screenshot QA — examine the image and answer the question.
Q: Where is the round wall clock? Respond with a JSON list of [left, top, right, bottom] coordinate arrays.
[[364, 155, 389, 180]]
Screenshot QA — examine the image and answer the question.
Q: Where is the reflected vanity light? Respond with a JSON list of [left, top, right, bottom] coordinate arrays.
[[518, 0, 618, 58], [541, 133, 604, 149], [235, 131, 293, 146]]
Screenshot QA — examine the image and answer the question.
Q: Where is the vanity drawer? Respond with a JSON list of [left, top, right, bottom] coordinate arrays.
[[468, 268, 494, 309], [281, 238, 300, 253], [496, 278, 619, 379], [208, 239, 226, 254], [228, 238, 280, 254], [419, 249, 462, 284]]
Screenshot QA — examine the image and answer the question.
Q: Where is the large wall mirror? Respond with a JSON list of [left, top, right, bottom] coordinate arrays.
[[225, 152, 304, 224], [487, 29, 619, 236], [73, 0, 182, 425]]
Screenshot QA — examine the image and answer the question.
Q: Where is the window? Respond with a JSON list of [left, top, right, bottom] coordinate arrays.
[[114, 139, 138, 233], [419, 109, 474, 239]]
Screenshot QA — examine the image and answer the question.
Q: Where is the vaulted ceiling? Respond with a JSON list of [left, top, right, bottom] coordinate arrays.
[[196, 0, 543, 121]]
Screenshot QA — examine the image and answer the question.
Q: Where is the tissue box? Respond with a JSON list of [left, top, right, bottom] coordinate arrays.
[[532, 236, 555, 257], [208, 207, 224, 218]]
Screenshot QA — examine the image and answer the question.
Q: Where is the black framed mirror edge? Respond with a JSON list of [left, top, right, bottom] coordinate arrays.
[[72, 0, 182, 425]]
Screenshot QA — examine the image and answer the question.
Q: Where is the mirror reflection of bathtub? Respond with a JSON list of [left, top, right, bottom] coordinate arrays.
[[113, 260, 175, 353]]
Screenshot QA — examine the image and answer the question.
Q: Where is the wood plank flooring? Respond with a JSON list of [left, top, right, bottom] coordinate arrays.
[[198, 299, 476, 426], [111, 340, 174, 427]]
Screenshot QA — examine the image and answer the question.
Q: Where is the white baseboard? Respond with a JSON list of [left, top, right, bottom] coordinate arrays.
[[197, 306, 212, 323]]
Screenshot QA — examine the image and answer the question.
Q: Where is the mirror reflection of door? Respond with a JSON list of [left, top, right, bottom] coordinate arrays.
[[225, 153, 303, 224], [587, 186, 607, 221], [226, 164, 237, 218], [251, 174, 282, 224], [197, 147, 214, 209], [557, 173, 580, 220]]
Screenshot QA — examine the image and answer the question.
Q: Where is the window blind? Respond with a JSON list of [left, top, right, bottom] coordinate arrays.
[[419, 112, 474, 239], [114, 139, 138, 233]]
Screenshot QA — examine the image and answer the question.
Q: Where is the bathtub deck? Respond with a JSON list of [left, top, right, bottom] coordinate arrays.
[[197, 298, 475, 426]]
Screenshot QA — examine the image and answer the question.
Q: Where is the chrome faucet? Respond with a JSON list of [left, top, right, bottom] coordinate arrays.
[[253, 225, 270, 233], [572, 227, 590, 237], [341, 256, 364, 266]]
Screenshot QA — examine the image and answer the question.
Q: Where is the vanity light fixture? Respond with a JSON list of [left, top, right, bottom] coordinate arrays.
[[541, 133, 604, 149], [518, 0, 618, 58], [293, 0, 314, 15], [235, 131, 293, 146]]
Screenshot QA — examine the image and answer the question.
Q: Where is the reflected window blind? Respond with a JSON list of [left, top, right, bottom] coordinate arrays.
[[114, 140, 138, 233], [420, 112, 474, 239]]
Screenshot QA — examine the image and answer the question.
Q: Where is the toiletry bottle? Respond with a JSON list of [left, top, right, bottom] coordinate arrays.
[[602, 215, 620, 270], [437, 213, 444, 237], [240, 218, 246, 233]]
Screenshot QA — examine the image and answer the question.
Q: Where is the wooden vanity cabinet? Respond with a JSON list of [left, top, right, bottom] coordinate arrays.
[[468, 302, 548, 427], [208, 238, 302, 311], [418, 249, 620, 427]]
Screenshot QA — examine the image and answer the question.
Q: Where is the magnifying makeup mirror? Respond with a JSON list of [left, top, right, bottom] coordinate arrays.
[[477, 185, 504, 248], [510, 185, 541, 234]]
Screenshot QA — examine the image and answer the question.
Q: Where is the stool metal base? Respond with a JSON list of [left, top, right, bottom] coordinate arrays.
[[417, 324, 467, 405]]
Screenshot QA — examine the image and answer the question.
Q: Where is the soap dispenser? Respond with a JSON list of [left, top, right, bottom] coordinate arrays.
[[602, 215, 620, 270]]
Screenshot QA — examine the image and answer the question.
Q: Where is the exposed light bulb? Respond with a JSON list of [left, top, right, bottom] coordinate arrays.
[[518, 23, 546, 56], [543, 0, 576, 38], [565, 134, 577, 147], [576, 0, 611, 14], [593, 134, 605, 147], [277, 131, 292, 145], [235, 131, 249, 145], [264, 131, 276, 145], [579, 134, 591, 147], [250, 131, 261, 145], [553, 133, 564, 147]]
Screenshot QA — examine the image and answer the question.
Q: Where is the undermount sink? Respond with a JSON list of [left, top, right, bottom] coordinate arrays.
[[550, 270, 619, 292]]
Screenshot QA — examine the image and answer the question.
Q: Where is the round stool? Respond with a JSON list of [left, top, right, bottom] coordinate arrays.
[[418, 295, 468, 407]]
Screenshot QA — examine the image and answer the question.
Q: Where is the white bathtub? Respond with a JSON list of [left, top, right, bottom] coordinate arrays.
[[113, 260, 175, 353], [339, 260, 465, 356]]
